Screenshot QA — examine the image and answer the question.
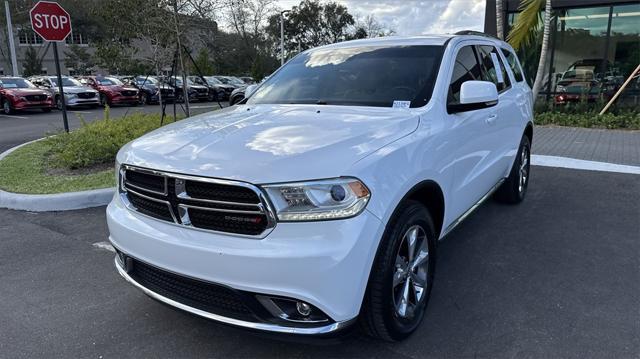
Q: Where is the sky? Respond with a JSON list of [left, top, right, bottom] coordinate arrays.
[[272, 0, 486, 36]]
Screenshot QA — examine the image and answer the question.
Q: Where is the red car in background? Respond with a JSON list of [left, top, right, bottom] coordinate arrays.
[[78, 76, 139, 107], [0, 77, 54, 115]]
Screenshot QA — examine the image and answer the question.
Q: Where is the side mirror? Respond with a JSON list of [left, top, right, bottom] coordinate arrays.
[[448, 80, 498, 113], [244, 84, 258, 98]]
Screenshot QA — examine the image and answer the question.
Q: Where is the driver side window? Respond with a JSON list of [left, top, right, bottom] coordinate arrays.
[[448, 46, 483, 105]]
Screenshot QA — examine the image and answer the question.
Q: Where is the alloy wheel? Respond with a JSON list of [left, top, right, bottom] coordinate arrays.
[[392, 225, 429, 319], [518, 146, 530, 193], [3, 101, 10, 114]]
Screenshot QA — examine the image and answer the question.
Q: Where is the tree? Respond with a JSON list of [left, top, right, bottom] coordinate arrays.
[[356, 14, 395, 38], [22, 47, 42, 76], [507, 0, 552, 103], [64, 44, 94, 75], [266, 0, 361, 60], [496, 0, 504, 40], [191, 48, 215, 75]]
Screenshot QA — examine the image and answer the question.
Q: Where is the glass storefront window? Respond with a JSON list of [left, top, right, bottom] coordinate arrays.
[[552, 6, 611, 94], [609, 4, 640, 104]]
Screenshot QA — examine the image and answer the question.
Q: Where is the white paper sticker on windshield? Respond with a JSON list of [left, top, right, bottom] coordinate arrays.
[[490, 52, 505, 83], [392, 100, 411, 108]]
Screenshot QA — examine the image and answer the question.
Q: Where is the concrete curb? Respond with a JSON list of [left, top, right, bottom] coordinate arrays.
[[0, 138, 115, 212]]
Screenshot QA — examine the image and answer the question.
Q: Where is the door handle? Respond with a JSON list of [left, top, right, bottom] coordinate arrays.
[[485, 114, 497, 124]]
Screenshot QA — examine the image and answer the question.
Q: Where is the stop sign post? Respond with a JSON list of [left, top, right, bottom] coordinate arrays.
[[30, 1, 72, 133]]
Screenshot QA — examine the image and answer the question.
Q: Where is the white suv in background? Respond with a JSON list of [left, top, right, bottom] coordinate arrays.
[[107, 33, 533, 341]]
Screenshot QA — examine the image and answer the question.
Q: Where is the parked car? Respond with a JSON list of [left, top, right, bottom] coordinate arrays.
[[167, 76, 209, 102], [213, 75, 245, 89], [239, 76, 255, 84], [29, 75, 99, 109], [108, 34, 533, 341], [187, 76, 226, 101], [554, 81, 612, 105], [78, 76, 139, 107], [228, 83, 259, 105], [122, 76, 176, 104], [0, 77, 54, 114]]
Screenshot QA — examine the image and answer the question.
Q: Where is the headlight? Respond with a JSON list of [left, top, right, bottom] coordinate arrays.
[[263, 178, 370, 221], [64, 93, 77, 98]]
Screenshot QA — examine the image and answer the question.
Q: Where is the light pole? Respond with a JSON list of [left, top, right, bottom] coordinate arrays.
[[4, 1, 19, 76], [280, 10, 290, 66]]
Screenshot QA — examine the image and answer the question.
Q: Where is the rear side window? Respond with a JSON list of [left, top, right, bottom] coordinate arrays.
[[448, 46, 483, 104], [501, 48, 524, 82], [476, 45, 510, 92]]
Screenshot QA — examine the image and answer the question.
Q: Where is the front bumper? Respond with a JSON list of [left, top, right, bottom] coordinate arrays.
[[66, 96, 99, 107], [107, 193, 383, 334], [13, 100, 53, 110]]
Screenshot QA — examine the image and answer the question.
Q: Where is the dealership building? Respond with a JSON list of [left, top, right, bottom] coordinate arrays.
[[485, 0, 639, 100]]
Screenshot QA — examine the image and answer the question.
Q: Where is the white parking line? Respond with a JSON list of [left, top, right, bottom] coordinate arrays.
[[0, 114, 29, 119], [93, 241, 115, 253], [71, 111, 92, 114], [532, 155, 640, 175]]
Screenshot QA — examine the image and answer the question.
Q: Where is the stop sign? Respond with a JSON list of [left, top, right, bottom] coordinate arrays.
[[30, 1, 72, 42]]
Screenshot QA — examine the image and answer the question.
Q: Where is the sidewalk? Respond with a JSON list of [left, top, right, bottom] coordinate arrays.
[[533, 126, 640, 166]]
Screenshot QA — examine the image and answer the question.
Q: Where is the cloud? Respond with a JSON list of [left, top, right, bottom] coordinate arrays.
[[275, 0, 486, 36]]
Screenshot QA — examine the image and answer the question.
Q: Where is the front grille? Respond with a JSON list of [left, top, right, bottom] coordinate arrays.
[[128, 258, 255, 320], [26, 94, 47, 101], [120, 166, 273, 237], [127, 191, 173, 221], [121, 90, 137, 97], [77, 92, 95, 99]]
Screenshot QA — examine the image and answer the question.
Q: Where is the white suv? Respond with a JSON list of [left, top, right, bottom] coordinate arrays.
[[107, 34, 533, 341]]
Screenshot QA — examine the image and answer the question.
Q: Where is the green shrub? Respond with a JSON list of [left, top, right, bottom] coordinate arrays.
[[45, 112, 181, 169], [534, 111, 640, 130]]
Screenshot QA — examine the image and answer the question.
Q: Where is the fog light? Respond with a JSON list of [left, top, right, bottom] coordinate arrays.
[[296, 301, 312, 317]]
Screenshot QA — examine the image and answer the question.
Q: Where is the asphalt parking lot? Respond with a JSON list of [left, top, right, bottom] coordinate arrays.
[[0, 166, 638, 358], [0, 102, 227, 153]]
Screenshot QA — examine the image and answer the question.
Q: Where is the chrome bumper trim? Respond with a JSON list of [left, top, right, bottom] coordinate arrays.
[[114, 257, 355, 335]]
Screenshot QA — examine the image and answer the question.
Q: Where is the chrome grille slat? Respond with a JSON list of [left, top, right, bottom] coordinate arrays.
[[119, 165, 276, 238]]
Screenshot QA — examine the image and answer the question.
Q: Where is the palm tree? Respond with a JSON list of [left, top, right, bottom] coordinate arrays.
[[496, 0, 504, 40], [507, 0, 552, 103]]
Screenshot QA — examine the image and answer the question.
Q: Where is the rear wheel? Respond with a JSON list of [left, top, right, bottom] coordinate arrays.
[[139, 92, 148, 105], [361, 200, 437, 341], [495, 135, 531, 204]]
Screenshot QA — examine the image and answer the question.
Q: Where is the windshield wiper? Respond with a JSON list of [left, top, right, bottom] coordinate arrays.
[[315, 100, 328, 105]]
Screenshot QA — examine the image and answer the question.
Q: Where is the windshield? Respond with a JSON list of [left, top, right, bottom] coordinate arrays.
[[136, 77, 158, 85], [228, 77, 245, 85], [0, 78, 36, 89], [96, 77, 123, 86], [205, 76, 222, 85], [248, 45, 444, 108], [50, 77, 82, 87], [173, 77, 194, 86], [215, 76, 232, 84]]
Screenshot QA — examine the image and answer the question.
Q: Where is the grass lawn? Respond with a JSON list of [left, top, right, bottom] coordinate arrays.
[[0, 140, 114, 194]]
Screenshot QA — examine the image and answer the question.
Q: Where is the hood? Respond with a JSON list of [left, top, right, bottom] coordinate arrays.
[[4, 88, 49, 96], [101, 85, 137, 92], [62, 86, 97, 94], [118, 104, 419, 184]]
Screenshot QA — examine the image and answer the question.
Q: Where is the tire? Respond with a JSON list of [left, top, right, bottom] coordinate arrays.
[[99, 93, 109, 107], [360, 200, 437, 341], [495, 135, 531, 204], [55, 95, 63, 110], [139, 93, 147, 105], [2, 99, 14, 115], [42, 108, 52, 113]]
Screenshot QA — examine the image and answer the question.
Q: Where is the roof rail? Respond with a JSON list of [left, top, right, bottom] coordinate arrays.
[[454, 30, 500, 40]]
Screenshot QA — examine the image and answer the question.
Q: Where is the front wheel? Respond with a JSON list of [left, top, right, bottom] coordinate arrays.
[[99, 93, 109, 107], [2, 100, 14, 115], [360, 200, 437, 341], [495, 135, 531, 204]]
